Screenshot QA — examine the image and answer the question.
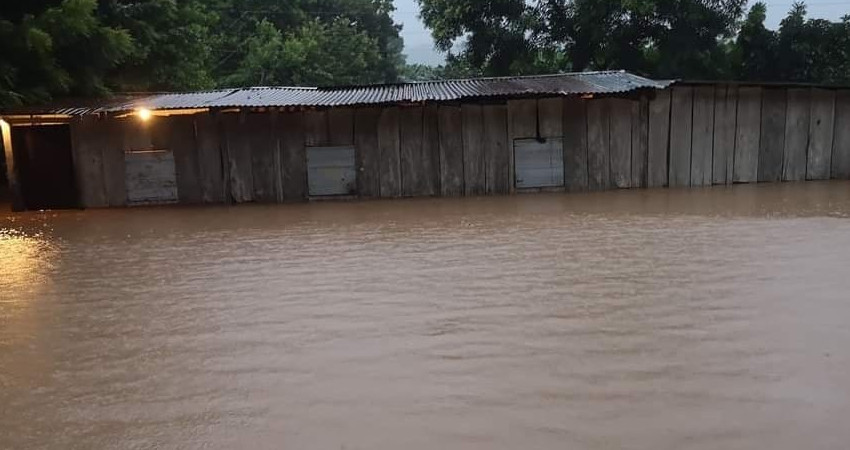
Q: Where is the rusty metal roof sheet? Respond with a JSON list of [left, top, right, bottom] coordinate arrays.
[[1, 71, 670, 116]]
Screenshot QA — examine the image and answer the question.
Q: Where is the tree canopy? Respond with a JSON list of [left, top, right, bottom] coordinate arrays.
[[0, 0, 405, 106], [417, 0, 850, 84], [1, 0, 850, 107]]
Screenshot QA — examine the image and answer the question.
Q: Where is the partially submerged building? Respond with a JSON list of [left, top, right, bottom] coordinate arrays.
[[1, 70, 849, 211]]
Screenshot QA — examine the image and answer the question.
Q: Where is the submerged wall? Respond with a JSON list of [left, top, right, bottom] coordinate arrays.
[[57, 84, 850, 208]]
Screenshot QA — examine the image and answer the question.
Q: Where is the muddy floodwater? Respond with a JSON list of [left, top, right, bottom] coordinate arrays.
[[2, 182, 850, 449]]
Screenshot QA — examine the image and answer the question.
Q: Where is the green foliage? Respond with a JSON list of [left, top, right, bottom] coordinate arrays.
[[418, 0, 850, 83], [1, 0, 405, 106], [0, 0, 133, 105]]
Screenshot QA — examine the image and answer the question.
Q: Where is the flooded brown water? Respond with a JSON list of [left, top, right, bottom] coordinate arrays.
[[2, 182, 850, 449]]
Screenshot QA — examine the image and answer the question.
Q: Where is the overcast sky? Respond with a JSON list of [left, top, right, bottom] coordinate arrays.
[[393, 0, 850, 65]]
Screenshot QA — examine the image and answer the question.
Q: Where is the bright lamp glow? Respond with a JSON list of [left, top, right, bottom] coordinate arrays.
[[137, 108, 152, 121]]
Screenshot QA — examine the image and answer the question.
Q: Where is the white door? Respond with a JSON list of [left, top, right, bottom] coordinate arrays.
[[514, 138, 564, 188], [307, 146, 356, 196]]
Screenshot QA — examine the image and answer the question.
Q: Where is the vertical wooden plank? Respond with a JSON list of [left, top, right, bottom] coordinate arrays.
[[648, 89, 671, 187], [279, 110, 307, 202], [224, 113, 253, 202], [807, 89, 835, 180], [101, 119, 127, 206], [248, 113, 278, 203], [782, 89, 811, 181], [438, 106, 463, 196], [483, 104, 509, 194], [691, 86, 715, 187], [328, 108, 354, 146], [586, 99, 610, 191], [830, 90, 850, 179], [194, 113, 225, 203], [71, 116, 108, 207], [400, 106, 425, 197], [563, 97, 589, 192], [422, 105, 441, 196], [354, 107, 381, 198], [538, 98, 563, 138], [609, 98, 632, 188], [167, 115, 203, 204], [734, 87, 762, 183], [712, 86, 738, 185], [630, 96, 649, 188], [462, 104, 485, 195], [508, 99, 537, 139], [303, 109, 329, 147], [378, 107, 401, 197], [669, 86, 693, 187], [758, 89, 787, 183]]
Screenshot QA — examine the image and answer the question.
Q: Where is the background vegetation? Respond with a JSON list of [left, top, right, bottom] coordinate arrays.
[[0, 0, 849, 107]]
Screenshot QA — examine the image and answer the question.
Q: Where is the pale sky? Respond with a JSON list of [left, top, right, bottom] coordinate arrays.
[[393, 0, 850, 65]]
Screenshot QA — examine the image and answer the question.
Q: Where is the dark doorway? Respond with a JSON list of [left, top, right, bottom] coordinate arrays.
[[11, 125, 79, 210]]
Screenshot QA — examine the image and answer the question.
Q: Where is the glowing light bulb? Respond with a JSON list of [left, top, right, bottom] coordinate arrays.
[[138, 108, 152, 121]]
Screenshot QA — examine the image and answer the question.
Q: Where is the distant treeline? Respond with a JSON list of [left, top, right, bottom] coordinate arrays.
[[1, 0, 849, 107]]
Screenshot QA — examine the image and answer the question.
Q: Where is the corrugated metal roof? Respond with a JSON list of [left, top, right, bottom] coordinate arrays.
[[1, 71, 670, 117], [121, 70, 668, 111]]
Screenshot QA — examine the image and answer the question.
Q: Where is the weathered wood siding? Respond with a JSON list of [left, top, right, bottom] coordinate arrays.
[[648, 89, 671, 188], [52, 83, 850, 210], [808, 89, 835, 180], [713, 86, 737, 185], [758, 89, 787, 183], [691, 86, 715, 187], [669, 86, 693, 187], [734, 87, 762, 183], [354, 107, 381, 198], [587, 99, 611, 191], [563, 97, 588, 192], [782, 89, 810, 182], [438, 106, 464, 196]]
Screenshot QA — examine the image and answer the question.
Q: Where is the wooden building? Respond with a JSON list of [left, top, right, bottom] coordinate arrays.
[[2, 71, 849, 211]]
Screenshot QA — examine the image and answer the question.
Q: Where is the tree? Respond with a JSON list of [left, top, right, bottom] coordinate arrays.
[[733, 2, 777, 81], [0, 0, 133, 106], [418, 0, 746, 78], [98, 0, 219, 92]]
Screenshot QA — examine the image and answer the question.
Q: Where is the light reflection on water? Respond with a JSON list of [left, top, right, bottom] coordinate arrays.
[[1, 182, 850, 449]]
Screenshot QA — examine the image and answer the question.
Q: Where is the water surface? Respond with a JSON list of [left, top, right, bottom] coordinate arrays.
[[2, 182, 850, 449]]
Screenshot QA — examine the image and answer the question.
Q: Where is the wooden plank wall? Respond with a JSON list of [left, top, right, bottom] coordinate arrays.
[[62, 85, 850, 209]]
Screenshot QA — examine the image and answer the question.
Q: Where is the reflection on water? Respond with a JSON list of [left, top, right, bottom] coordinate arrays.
[[2, 182, 850, 449]]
